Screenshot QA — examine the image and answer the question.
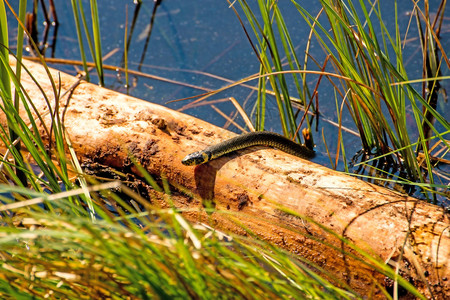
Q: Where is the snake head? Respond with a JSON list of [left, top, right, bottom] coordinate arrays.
[[181, 151, 210, 166]]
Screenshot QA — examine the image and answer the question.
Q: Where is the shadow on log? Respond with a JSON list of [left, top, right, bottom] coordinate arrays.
[[3, 58, 449, 298]]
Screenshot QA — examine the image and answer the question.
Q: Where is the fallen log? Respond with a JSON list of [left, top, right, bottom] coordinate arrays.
[[4, 58, 449, 298]]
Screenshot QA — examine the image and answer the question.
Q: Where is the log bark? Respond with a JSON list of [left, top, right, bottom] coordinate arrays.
[[3, 58, 449, 298]]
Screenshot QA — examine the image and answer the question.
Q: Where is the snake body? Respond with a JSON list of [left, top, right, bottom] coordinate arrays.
[[182, 131, 315, 166]]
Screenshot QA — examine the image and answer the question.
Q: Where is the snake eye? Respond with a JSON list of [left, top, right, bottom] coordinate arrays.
[[182, 151, 210, 166], [181, 153, 195, 165], [182, 151, 205, 166]]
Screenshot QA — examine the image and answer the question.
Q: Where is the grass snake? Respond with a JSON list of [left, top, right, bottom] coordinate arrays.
[[182, 131, 315, 166]]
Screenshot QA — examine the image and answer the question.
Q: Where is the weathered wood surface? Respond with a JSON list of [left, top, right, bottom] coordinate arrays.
[[4, 58, 449, 298]]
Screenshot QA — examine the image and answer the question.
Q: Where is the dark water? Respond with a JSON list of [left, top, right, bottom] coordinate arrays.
[[6, 1, 449, 206]]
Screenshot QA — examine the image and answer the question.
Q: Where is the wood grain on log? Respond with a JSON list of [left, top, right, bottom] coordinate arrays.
[[3, 58, 449, 298]]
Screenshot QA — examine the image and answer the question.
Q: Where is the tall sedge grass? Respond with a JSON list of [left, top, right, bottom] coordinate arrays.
[[0, 1, 429, 298], [230, 0, 314, 146], [70, 0, 104, 85], [0, 1, 11, 102], [70, 0, 90, 82], [234, 0, 449, 201]]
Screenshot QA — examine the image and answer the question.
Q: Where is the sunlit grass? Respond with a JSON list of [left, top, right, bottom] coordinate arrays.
[[0, 182, 368, 299]]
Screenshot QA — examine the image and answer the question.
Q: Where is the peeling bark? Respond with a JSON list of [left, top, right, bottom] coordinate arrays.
[[3, 58, 449, 298]]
